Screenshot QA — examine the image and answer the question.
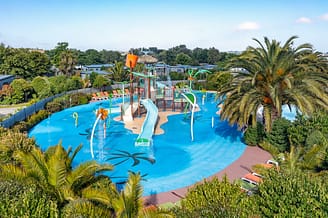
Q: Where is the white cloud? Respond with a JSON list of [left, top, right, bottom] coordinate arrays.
[[320, 13, 328, 21], [296, 17, 312, 24], [237, 22, 260, 31]]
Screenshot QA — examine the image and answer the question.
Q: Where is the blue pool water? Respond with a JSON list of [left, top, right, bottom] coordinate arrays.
[[29, 92, 246, 196]]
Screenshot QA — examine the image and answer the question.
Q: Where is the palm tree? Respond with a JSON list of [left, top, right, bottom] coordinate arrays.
[[0, 143, 114, 206], [219, 36, 328, 131], [112, 172, 173, 218], [108, 61, 129, 82], [59, 50, 77, 76]]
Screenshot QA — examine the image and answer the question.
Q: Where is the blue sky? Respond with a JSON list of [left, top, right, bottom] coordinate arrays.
[[1, 0, 327, 52]]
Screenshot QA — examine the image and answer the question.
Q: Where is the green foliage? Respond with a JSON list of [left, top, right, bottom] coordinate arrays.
[[0, 128, 36, 164], [8, 78, 33, 104], [49, 75, 69, 94], [112, 172, 143, 218], [206, 71, 233, 91], [174, 176, 255, 217], [69, 93, 90, 106], [243, 122, 265, 146], [0, 48, 50, 79], [26, 110, 49, 129], [61, 199, 114, 218], [108, 61, 129, 82], [59, 50, 77, 76], [255, 170, 328, 217], [0, 143, 114, 209], [258, 141, 280, 157], [306, 130, 326, 148], [0, 179, 59, 217], [31, 76, 52, 99], [219, 36, 328, 132], [45, 100, 64, 114], [90, 71, 97, 85], [93, 75, 110, 89], [66, 76, 83, 90], [288, 111, 328, 147], [169, 71, 186, 80], [176, 52, 193, 65], [264, 118, 291, 152]]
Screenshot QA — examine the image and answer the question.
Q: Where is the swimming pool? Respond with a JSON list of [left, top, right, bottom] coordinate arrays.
[[29, 92, 246, 196]]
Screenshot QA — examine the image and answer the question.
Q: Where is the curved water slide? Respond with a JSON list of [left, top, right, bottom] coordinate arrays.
[[135, 99, 159, 146], [181, 92, 197, 141]]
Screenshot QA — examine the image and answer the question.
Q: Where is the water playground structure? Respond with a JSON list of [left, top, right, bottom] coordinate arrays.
[[29, 54, 249, 196]]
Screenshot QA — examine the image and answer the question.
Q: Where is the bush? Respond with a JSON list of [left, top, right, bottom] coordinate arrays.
[[174, 176, 256, 217], [0, 128, 36, 164], [0, 179, 59, 217], [70, 93, 90, 106], [26, 110, 49, 129], [243, 122, 265, 146], [255, 170, 328, 217], [45, 100, 63, 113], [264, 118, 291, 152]]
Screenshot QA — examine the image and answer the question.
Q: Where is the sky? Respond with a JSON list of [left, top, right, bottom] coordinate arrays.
[[0, 0, 328, 52]]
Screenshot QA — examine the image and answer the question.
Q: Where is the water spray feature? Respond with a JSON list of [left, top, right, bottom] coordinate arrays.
[[90, 108, 108, 159], [72, 112, 78, 127]]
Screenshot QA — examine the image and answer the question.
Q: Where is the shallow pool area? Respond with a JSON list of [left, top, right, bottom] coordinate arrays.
[[29, 92, 247, 196]]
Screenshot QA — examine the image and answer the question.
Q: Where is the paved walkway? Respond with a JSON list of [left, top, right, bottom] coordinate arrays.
[[143, 146, 272, 205], [0, 107, 19, 118]]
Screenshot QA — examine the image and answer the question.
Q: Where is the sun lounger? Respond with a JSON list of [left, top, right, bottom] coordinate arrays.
[[242, 172, 263, 184], [112, 90, 121, 97], [124, 88, 130, 96], [117, 89, 124, 96], [91, 93, 102, 101], [100, 92, 108, 100]]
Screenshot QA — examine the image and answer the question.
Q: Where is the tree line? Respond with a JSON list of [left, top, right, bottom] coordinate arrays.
[[0, 42, 236, 80]]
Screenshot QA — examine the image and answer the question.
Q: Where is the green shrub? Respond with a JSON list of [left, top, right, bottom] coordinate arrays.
[[61, 199, 114, 218], [26, 110, 49, 128], [243, 122, 264, 146], [255, 170, 328, 217], [45, 100, 63, 113], [174, 176, 256, 217], [69, 93, 90, 106], [305, 130, 326, 148], [264, 118, 291, 152], [0, 179, 59, 217], [0, 128, 36, 164]]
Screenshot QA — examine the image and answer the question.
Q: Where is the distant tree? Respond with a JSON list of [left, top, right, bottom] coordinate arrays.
[[158, 50, 176, 65], [31, 76, 52, 99], [49, 75, 69, 94], [65, 76, 83, 90], [108, 61, 129, 82], [176, 53, 193, 65], [93, 75, 110, 89], [8, 78, 33, 104], [100, 50, 123, 63], [89, 71, 97, 86], [192, 47, 208, 65], [59, 50, 77, 76], [47, 42, 69, 67], [0, 48, 50, 79], [84, 49, 103, 64], [207, 47, 221, 64]]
